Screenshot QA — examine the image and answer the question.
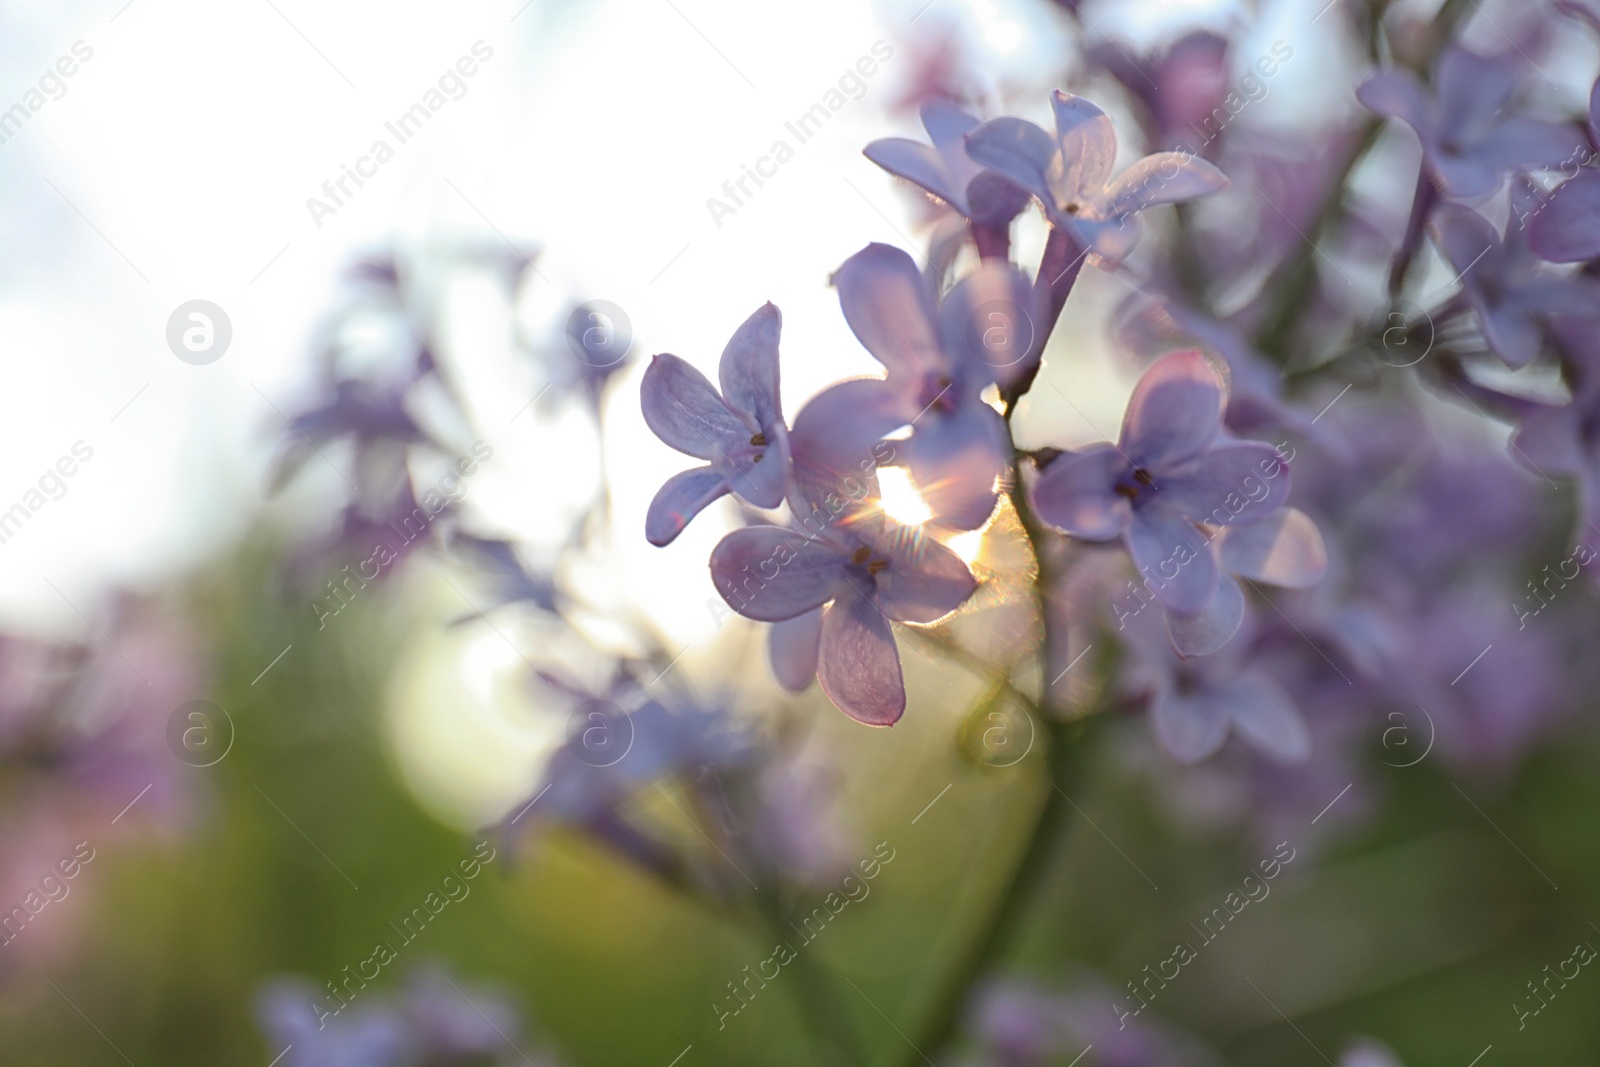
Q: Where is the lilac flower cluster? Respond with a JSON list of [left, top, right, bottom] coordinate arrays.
[[257, 965, 555, 1067], [253, 8, 1600, 1063]]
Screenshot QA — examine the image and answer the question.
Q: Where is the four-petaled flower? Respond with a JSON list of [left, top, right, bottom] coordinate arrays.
[[1432, 199, 1598, 368], [965, 90, 1229, 263], [825, 242, 1034, 529], [1030, 350, 1292, 615], [710, 509, 977, 726], [1356, 46, 1583, 200], [640, 303, 790, 546]]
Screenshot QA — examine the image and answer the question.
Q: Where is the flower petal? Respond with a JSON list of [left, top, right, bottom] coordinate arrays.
[[718, 302, 785, 433], [789, 378, 906, 514], [1158, 442, 1291, 525], [709, 526, 846, 622], [1127, 510, 1216, 614], [937, 260, 1040, 387], [1120, 349, 1226, 467], [645, 466, 729, 547], [1050, 90, 1117, 204], [875, 531, 979, 623], [1474, 117, 1586, 172], [1226, 675, 1310, 763], [964, 116, 1060, 207], [1431, 203, 1499, 288], [1151, 685, 1230, 763], [1216, 507, 1328, 587], [1529, 171, 1600, 263], [903, 400, 1010, 530], [1105, 152, 1230, 215], [1355, 69, 1435, 138], [641, 353, 749, 460], [1031, 445, 1131, 540], [833, 243, 944, 379], [1511, 405, 1584, 474], [1480, 302, 1542, 369], [1435, 45, 1516, 133], [864, 137, 962, 207], [768, 608, 822, 692], [1165, 573, 1244, 657], [817, 587, 905, 725]]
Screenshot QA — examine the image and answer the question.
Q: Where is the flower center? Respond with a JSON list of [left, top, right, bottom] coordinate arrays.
[[850, 545, 889, 575], [1115, 467, 1156, 500]]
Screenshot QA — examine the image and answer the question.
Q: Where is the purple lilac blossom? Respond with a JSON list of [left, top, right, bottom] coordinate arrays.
[[640, 303, 790, 546], [1356, 45, 1582, 200], [825, 242, 1032, 528], [1431, 199, 1598, 367], [863, 101, 1031, 226], [710, 506, 977, 726], [965, 91, 1229, 264], [1031, 349, 1293, 615]]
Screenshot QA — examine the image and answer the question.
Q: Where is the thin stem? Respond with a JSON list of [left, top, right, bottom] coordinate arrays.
[[1002, 226, 1087, 413], [898, 449, 1097, 1067], [1387, 171, 1437, 299]]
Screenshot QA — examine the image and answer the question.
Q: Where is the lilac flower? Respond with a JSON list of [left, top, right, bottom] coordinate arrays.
[[1031, 350, 1293, 615], [863, 101, 1031, 225], [1164, 507, 1329, 657], [256, 967, 540, 1067], [826, 242, 1032, 529], [1091, 31, 1233, 151], [710, 508, 977, 725], [1431, 201, 1597, 367], [965, 91, 1229, 263], [640, 303, 790, 546], [1512, 380, 1600, 540], [1356, 46, 1582, 200], [256, 981, 409, 1067], [965, 977, 1218, 1067], [1125, 610, 1311, 764]]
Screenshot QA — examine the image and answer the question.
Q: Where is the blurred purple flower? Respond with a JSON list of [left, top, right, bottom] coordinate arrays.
[[964, 977, 1218, 1067], [1032, 350, 1292, 615], [1356, 46, 1582, 199], [640, 303, 790, 546], [1165, 507, 1329, 657], [1092, 31, 1233, 152], [710, 509, 977, 725], [1126, 610, 1312, 765], [257, 966, 539, 1067], [965, 91, 1229, 263], [1432, 200, 1598, 367]]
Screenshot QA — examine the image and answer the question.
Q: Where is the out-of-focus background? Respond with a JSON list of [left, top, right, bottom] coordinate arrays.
[[4, 0, 1600, 1063]]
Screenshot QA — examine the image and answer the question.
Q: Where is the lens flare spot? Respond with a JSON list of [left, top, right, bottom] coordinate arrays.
[[877, 467, 934, 526]]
